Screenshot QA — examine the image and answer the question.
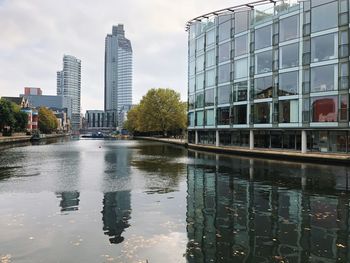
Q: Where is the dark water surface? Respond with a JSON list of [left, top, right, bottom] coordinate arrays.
[[0, 139, 349, 262]]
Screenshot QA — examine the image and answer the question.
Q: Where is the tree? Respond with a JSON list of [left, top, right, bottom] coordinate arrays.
[[0, 98, 15, 132], [38, 107, 58, 134], [123, 106, 140, 132], [13, 111, 28, 132], [126, 88, 187, 136]]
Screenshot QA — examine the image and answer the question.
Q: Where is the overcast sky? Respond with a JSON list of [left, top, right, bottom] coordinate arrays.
[[0, 0, 246, 112]]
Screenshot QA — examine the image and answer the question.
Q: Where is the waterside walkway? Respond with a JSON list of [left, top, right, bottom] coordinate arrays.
[[136, 137, 350, 164], [0, 134, 68, 145]]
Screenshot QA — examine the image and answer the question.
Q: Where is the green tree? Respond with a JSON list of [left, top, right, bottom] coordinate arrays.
[[13, 111, 28, 132], [126, 88, 186, 136], [0, 98, 16, 132], [38, 107, 58, 134], [124, 106, 140, 132]]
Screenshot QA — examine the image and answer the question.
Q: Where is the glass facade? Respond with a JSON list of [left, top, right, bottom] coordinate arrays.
[[187, 0, 350, 153]]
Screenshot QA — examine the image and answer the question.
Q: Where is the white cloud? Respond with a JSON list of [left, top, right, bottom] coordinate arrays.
[[0, 0, 246, 112]]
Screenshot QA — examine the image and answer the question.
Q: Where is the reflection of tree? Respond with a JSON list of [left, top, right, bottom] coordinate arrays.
[[56, 191, 80, 212], [101, 191, 131, 244], [131, 143, 186, 194]]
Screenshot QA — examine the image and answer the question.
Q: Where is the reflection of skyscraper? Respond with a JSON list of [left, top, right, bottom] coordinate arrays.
[[56, 191, 80, 212], [101, 191, 131, 244]]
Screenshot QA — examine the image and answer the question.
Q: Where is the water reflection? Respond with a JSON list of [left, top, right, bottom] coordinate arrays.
[[101, 191, 131, 244], [56, 191, 80, 212], [186, 152, 350, 262]]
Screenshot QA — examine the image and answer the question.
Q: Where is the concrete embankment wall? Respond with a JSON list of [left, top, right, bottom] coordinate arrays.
[[0, 134, 69, 146], [135, 136, 350, 165]]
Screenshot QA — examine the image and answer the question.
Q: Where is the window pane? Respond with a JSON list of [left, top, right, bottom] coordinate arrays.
[[195, 92, 204, 108], [188, 112, 195, 127], [189, 78, 195, 93], [234, 58, 248, 79], [234, 11, 249, 34], [189, 60, 195, 76], [206, 29, 216, 46], [256, 50, 273, 74], [235, 34, 248, 56], [188, 95, 195, 110], [255, 25, 272, 50], [218, 85, 231, 105], [205, 89, 214, 107], [205, 109, 215, 126], [196, 111, 204, 126], [279, 100, 299, 123], [233, 81, 248, 102], [217, 107, 230, 125], [218, 42, 231, 63], [206, 49, 216, 68], [218, 20, 231, 42], [205, 69, 216, 88], [311, 2, 338, 33], [233, 105, 247, 124], [279, 15, 299, 42], [218, 63, 231, 84], [280, 43, 299, 69], [254, 102, 271, 123], [311, 96, 338, 122], [196, 55, 204, 72], [279, 71, 299, 96], [196, 73, 204, 90], [254, 75, 273, 99], [189, 40, 195, 58], [311, 33, 336, 62], [340, 95, 348, 121], [196, 36, 204, 52], [311, 64, 336, 92]]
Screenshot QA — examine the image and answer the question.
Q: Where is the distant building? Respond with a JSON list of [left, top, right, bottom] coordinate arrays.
[[24, 87, 42, 96], [104, 24, 132, 127], [57, 55, 81, 130], [85, 110, 118, 129]]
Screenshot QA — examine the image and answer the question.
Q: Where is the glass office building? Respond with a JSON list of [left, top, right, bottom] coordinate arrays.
[[187, 0, 350, 154]]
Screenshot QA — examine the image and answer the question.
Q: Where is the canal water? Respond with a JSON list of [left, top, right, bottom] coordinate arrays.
[[0, 139, 349, 262]]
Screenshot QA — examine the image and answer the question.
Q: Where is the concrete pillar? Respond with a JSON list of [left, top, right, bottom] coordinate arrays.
[[249, 130, 254, 150], [216, 130, 220, 147], [301, 130, 307, 154], [195, 130, 198, 144]]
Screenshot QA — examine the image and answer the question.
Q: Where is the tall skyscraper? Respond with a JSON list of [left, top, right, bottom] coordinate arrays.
[[104, 24, 132, 127], [57, 54, 81, 130]]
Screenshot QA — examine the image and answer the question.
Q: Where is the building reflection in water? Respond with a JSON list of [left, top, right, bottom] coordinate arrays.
[[186, 152, 350, 262], [101, 144, 132, 244], [56, 191, 80, 212], [102, 191, 131, 244]]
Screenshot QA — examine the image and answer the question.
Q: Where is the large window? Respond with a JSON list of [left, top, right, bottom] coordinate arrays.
[[195, 92, 204, 108], [311, 64, 336, 92], [233, 81, 248, 102], [255, 25, 272, 50], [205, 69, 216, 87], [280, 43, 299, 69], [279, 15, 299, 42], [196, 73, 204, 90], [218, 42, 231, 63], [254, 102, 271, 124], [196, 111, 204, 126], [218, 85, 231, 105], [279, 71, 298, 96], [254, 75, 273, 99], [206, 29, 216, 46], [256, 50, 273, 74], [189, 78, 195, 93], [234, 58, 248, 79], [189, 60, 195, 77], [205, 109, 215, 126], [311, 1, 338, 33], [206, 49, 216, 68], [234, 34, 248, 56], [311, 33, 336, 63], [196, 55, 204, 72], [188, 112, 194, 127], [217, 107, 230, 125], [218, 63, 231, 84], [311, 96, 338, 122], [339, 95, 348, 121], [234, 11, 249, 34], [205, 89, 214, 107], [218, 20, 231, 42], [188, 95, 195, 110], [279, 100, 299, 123], [232, 105, 247, 124], [196, 36, 204, 52]]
